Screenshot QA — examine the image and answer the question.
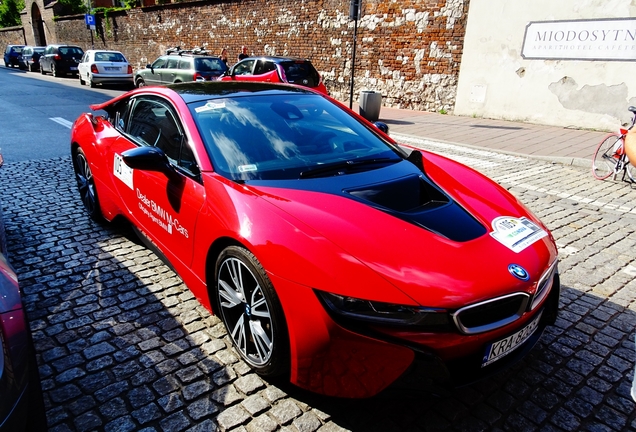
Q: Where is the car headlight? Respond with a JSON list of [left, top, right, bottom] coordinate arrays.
[[316, 290, 453, 331]]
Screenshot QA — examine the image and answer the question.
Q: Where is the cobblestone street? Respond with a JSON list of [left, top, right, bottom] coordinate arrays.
[[1, 141, 635, 431]]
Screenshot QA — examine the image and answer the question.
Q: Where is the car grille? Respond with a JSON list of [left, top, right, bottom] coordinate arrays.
[[452, 292, 530, 335]]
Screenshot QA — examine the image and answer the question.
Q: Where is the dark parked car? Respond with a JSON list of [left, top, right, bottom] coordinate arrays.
[[3, 45, 25, 68], [18, 46, 45, 72], [39, 44, 84, 77], [221, 56, 328, 95], [134, 47, 227, 87], [0, 153, 47, 431]]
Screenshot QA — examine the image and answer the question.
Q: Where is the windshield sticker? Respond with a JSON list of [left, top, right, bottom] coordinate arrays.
[[490, 216, 547, 253], [136, 188, 189, 238], [238, 164, 258, 172], [114, 153, 134, 189], [195, 101, 227, 113]]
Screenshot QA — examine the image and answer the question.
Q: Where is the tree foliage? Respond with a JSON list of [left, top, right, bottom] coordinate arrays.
[[0, 0, 25, 28], [57, 0, 87, 15]]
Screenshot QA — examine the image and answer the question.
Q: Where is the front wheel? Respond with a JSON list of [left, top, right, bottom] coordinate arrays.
[[215, 246, 289, 377], [72, 147, 102, 220], [592, 133, 622, 180], [135, 77, 146, 88]]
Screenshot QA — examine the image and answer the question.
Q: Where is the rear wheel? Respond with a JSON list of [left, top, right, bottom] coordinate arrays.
[[72, 147, 102, 220], [215, 246, 289, 377], [592, 133, 622, 180], [51, 63, 59, 77]]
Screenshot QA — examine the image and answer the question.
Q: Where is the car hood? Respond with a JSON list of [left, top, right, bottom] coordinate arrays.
[[245, 152, 557, 308]]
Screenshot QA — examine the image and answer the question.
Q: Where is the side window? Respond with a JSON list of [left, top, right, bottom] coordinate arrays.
[[152, 57, 167, 69], [178, 59, 190, 70], [166, 57, 179, 69], [112, 99, 132, 133], [128, 100, 163, 147], [233, 59, 255, 76], [127, 98, 198, 175], [254, 60, 276, 75]]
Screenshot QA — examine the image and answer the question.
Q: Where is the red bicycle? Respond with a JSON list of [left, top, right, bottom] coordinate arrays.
[[592, 106, 636, 182]]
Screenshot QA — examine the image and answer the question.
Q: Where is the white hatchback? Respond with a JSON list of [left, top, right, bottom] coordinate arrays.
[[78, 49, 133, 88]]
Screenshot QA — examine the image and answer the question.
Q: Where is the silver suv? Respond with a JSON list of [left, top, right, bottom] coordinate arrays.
[[134, 48, 227, 87]]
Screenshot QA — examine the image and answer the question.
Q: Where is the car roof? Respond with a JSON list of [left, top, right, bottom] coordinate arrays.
[[169, 81, 313, 103], [244, 56, 312, 63], [86, 49, 124, 53], [90, 82, 315, 111]]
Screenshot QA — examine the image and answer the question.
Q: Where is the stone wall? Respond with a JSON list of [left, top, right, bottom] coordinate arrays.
[[454, 0, 636, 130], [0, 26, 26, 49], [53, 0, 468, 112]]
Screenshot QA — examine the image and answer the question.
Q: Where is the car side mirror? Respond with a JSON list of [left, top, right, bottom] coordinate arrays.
[[122, 146, 173, 175], [373, 121, 389, 134]]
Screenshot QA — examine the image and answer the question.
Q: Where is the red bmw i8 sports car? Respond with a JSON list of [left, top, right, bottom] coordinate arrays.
[[70, 82, 559, 398]]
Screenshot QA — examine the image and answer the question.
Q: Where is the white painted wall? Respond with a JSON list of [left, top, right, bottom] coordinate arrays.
[[454, 0, 636, 131]]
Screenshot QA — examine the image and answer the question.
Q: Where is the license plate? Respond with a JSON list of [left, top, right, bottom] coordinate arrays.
[[70, 67, 78, 71], [482, 311, 542, 367], [105, 67, 119, 71]]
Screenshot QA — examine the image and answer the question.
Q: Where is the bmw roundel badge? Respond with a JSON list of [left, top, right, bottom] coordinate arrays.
[[508, 264, 529, 281]]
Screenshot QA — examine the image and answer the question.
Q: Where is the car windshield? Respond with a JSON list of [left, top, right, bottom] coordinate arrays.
[[95, 52, 126, 62], [189, 93, 403, 181], [194, 57, 227, 73]]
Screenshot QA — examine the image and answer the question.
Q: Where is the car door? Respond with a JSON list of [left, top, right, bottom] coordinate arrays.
[[161, 56, 180, 84], [78, 52, 89, 79], [141, 57, 167, 86], [225, 59, 256, 82], [109, 96, 205, 267], [40, 46, 52, 72], [252, 59, 280, 82]]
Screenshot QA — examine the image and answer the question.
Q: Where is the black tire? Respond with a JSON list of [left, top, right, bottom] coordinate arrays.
[[40, 64, 45, 75], [51, 63, 59, 77], [592, 133, 622, 180], [215, 246, 289, 377], [72, 147, 102, 220], [79, 73, 85, 85], [89, 77, 96, 88], [136, 77, 146, 88], [28, 63, 35, 72]]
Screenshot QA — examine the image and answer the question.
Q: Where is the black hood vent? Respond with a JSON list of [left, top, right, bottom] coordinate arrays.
[[344, 174, 486, 242]]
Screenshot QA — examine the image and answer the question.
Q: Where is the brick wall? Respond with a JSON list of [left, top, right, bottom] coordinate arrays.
[[0, 26, 26, 50], [53, 0, 468, 112]]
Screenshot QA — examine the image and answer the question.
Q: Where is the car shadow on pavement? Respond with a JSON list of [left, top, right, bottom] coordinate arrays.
[[0, 157, 634, 431]]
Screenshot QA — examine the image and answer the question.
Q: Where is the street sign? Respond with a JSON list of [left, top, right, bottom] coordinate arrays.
[[85, 14, 95, 27]]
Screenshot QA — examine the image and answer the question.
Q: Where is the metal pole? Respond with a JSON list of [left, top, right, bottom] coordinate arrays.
[[349, 16, 358, 109]]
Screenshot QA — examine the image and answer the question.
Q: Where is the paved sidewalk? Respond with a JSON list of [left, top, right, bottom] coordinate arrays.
[[354, 104, 611, 167]]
